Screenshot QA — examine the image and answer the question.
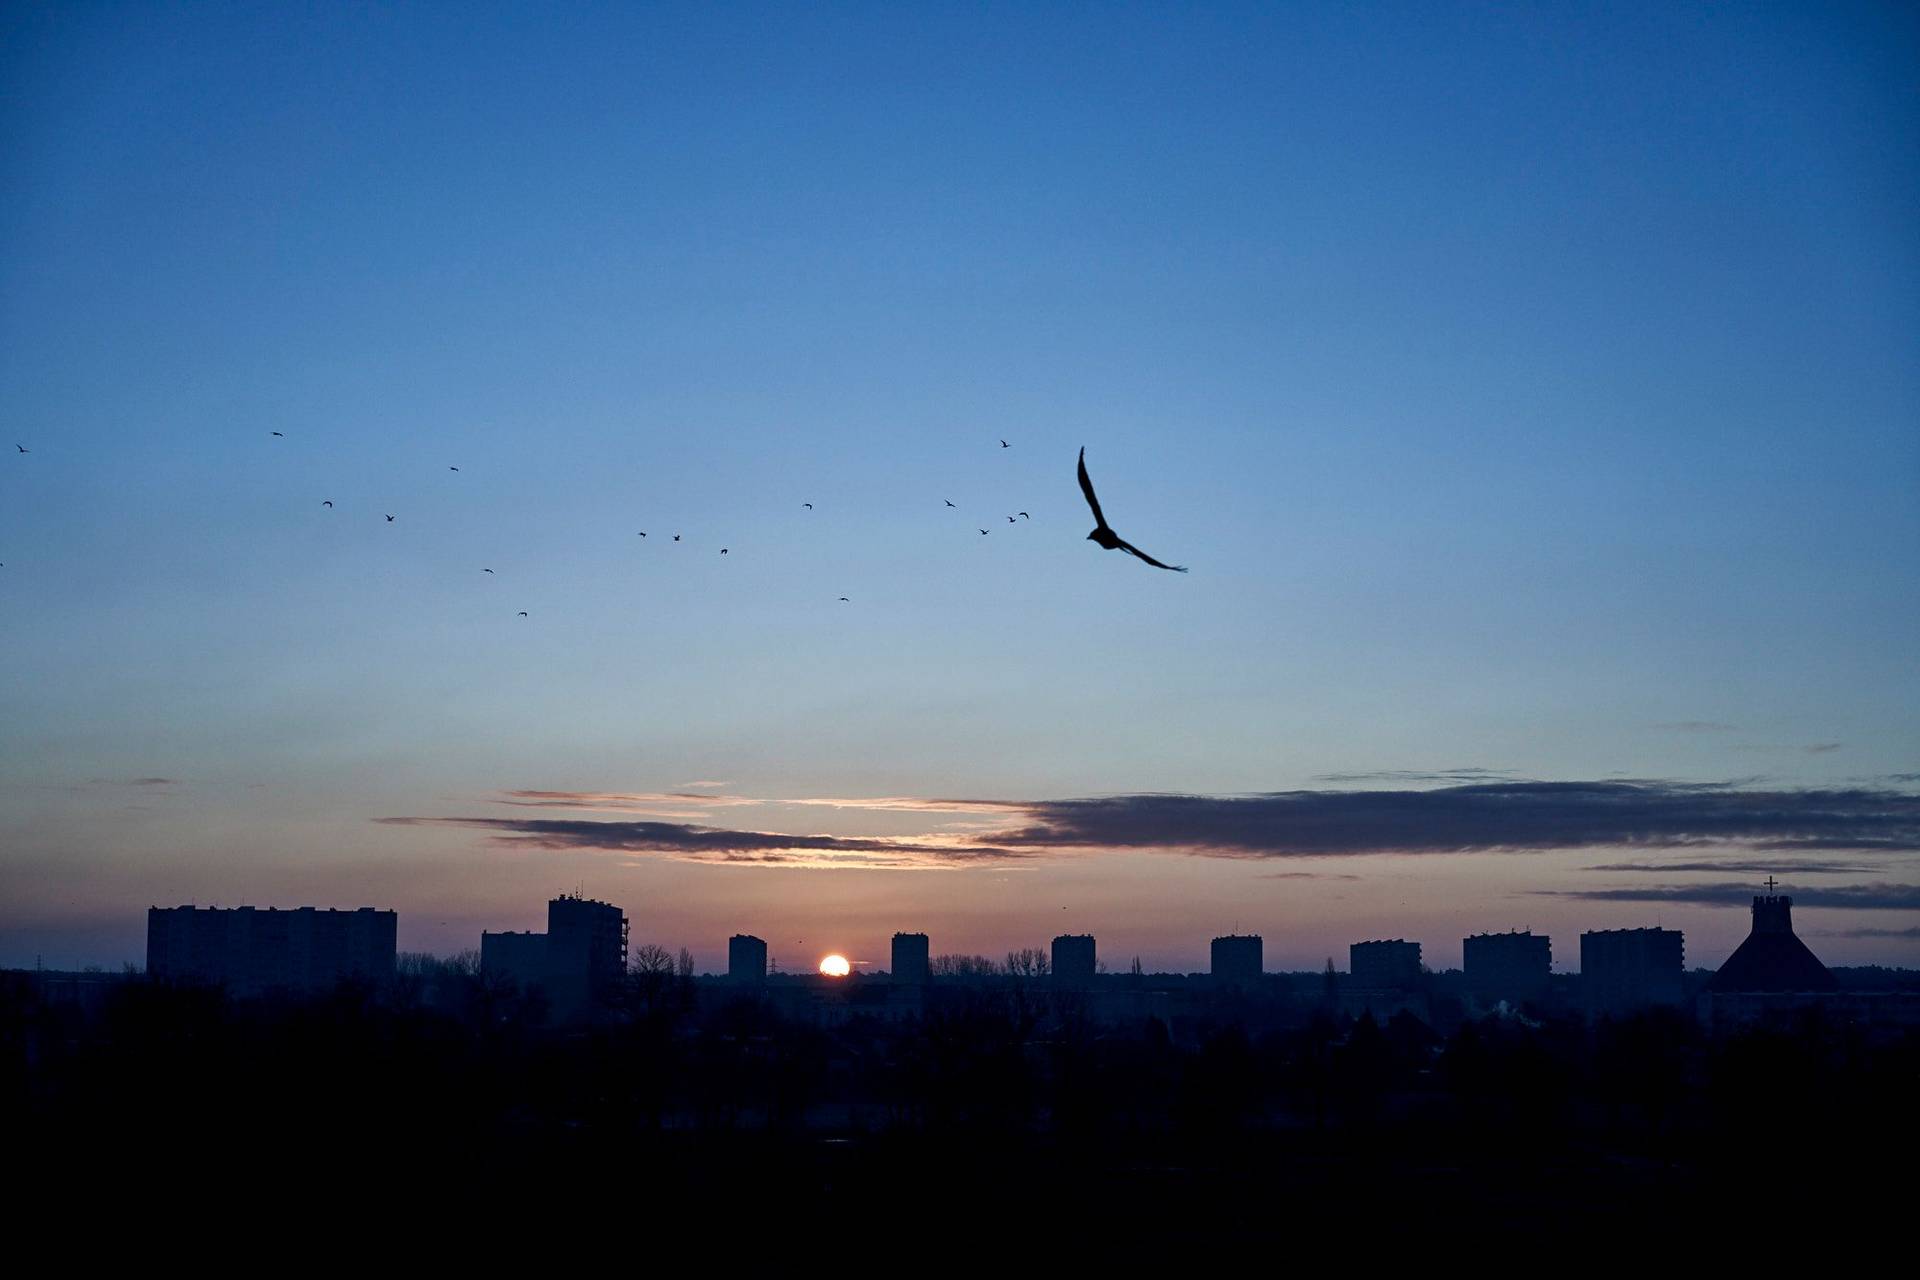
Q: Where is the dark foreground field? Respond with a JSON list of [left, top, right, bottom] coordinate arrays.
[[8, 974, 1911, 1245]]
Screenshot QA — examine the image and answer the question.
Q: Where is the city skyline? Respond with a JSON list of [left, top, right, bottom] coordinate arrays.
[[3, 5, 1916, 973]]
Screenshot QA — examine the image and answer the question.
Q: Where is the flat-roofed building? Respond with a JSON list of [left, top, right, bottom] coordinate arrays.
[[147, 906, 396, 995], [1581, 927, 1684, 1015], [729, 934, 769, 984], [1464, 930, 1552, 1006], [1053, 934, 1097, 987], [891, 932, 930, 985], [1211, 934, 1263, 989], [1349, 939, 1421, 991]]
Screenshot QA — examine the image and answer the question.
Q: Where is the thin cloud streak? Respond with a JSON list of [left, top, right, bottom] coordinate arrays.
[[990, 782, 1920, 857], [1541, 883, 1920, 911], [1583, 860, 1890, 875], [385, 779, 1920, 871], [489, 789, 1019, 817], [376, 816, 1023, 869], [1313, 767, 1515, 784]]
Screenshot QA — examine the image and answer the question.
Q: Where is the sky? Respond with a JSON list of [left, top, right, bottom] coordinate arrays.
[[2, 2, 1915, 975]]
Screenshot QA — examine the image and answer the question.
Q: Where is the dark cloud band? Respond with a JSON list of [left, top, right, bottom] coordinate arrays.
[[381, 779, 1920, 869], [1539, 882, 1920, 911], [375, 816, 1021, 865], [989, 781, 1920, 857]]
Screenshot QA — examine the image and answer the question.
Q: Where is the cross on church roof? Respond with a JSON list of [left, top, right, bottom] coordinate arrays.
[[1764, 875, 1779, 892]]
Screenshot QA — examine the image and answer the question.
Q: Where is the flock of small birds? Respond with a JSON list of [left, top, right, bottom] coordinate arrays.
[[3, 436, 1186, 601]]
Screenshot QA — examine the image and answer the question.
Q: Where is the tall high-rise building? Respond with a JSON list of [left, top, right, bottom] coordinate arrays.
[[147, 906, 396, 995], [891, 932, 930, 985], [480, 894, 628, 1021], [1349, 939, 1421, 991], [729, 934, 769, 984], [1581, 927, 1685, 1015], [547, 894, 628, 997], [1464, 930, 1552, 1005], [1052, 934, 1097, 986], [1211, 934, 1263, 988]]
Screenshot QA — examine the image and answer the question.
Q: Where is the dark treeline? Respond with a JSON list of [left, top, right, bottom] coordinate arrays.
[[6, 963, 1913, 1238]]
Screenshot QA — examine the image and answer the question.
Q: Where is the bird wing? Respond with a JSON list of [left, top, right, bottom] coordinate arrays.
[[1076, 448, 1108, 529], [1115, 537, 1187, 573]]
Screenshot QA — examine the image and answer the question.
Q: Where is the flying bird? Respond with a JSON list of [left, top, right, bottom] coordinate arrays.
[[1000, 439, 1009, 448], [672, 534, 681, 542], [1019, 512, 1030, 520], [385, 514, 395, 522], [322, 501, 332, 508], [979, 528, 990, 535], [944, 500, 956, 508], [1076, 447, 1187, 572], [449, 466, 459, 472], [839, 597, 849, 602], [14, 444, 26, 453], [517, 611, 528, 617], [720, 548, 728, 555], [637, 532, 646, 537], [1008, 516, 1016, 523], [483, 568, 494, 574], [271, 432, 284, 437], [803, 503, 812, 509]]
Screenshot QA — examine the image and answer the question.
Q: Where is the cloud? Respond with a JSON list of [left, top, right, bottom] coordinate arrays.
[[1734, 742, 1846, 756], [387, 778, 1920, 871], [488, 789, 1017, 817], [376, 816, 1022, 869], [1313, 767, 1514, 784], [492, 790, 764, 816], [1811, 926, 1920, 939], [988, 781, 1920, 858], [1583, 859, 1889, 875], [129, 777, 176, 787], [1540, 882, 1920, 911], [1262, 871, 1361, 881], [1653, 722, 1738, 733]]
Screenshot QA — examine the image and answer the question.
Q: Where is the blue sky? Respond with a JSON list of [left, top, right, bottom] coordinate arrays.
[[2, 2, 1915, 972]]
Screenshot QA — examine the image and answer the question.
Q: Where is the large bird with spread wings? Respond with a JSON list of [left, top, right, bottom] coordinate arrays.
[[1077, 447, 1187, 572]]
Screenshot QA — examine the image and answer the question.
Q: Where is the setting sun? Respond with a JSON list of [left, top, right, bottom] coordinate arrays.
[[818, 954, 851, 977]]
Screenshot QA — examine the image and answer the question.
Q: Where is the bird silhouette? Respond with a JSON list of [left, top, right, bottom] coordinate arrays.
[[1077, 447, 1187, 572], [979, 528, 990, 535], [1008, 516, 1016, 523], [803, 503, 812, 509], [839, 597, 849, 602], [673, 534, 681, 542], [1019, 512, 1030, 520], [720, 548, 728, 555], [385, 514, 395, 522], [449, 466, 459, 472], [483, 568, 494, 574], [517, 611, 528, 617], [944, 500, 956, 507], [1000, 439, 1009, 448], [322, 501, 332, 508], [14, 444, 26, 453], [271, 432, 284, 437]]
